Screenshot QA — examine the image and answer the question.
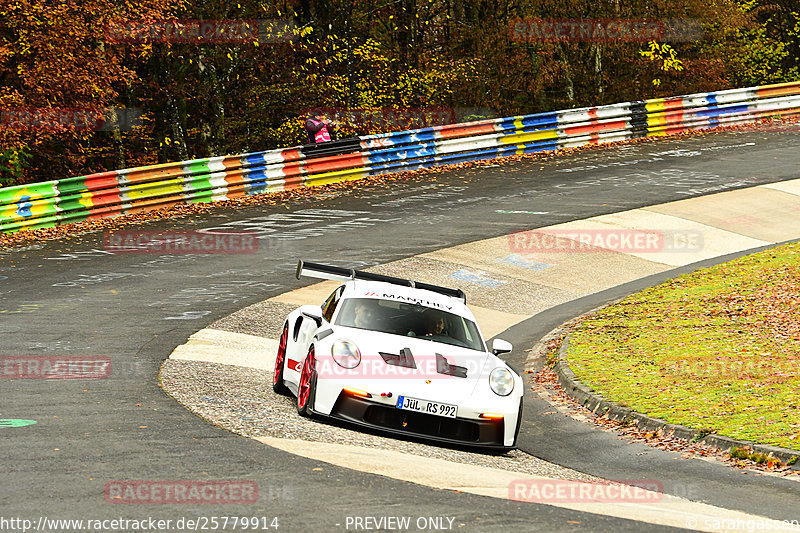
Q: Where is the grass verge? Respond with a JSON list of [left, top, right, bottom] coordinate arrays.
[[567, 241, 800, 451]]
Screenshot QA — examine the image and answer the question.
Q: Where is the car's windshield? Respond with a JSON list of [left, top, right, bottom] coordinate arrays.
[[335, 298, 485, 351]]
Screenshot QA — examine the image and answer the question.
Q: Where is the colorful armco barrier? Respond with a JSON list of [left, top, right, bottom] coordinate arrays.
[[2, 81, 799, 233]]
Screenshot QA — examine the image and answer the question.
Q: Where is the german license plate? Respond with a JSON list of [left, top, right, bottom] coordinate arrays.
[[396, 395, 457, 418]]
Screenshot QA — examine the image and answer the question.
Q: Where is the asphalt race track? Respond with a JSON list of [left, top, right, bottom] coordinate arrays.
[[1, 127, 799, 532]]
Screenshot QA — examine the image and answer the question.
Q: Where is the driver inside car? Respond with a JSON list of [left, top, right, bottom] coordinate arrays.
[[423, 310, 446, 337], [353, 300, 376, 328]]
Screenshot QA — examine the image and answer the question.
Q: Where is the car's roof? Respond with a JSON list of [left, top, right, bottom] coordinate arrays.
[[342, 279, 472, 318]]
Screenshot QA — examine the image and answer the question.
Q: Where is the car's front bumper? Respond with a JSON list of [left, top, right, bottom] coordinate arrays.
[[324, 392, 516, 449]]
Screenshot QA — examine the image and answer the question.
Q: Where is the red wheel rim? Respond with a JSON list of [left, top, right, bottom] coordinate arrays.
[[298, 347, 315, 409], [274, 326, 288, 385]]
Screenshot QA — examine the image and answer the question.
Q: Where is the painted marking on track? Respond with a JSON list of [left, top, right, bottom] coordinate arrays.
[[150, 280, 283, 320], [53, 271, 163, 287], [24, 340, 86, 352], [45, 249, 116, 261], [0, 419, 37, 428], [150, 281, 281, 308], [0, 303, 40, 314], [373, 187, 469, 208], [164, 311, 212, 321], [554, 169, 724, 190], [556, 143, 757, 173], [497, 254, 552, 271], [495, 210, 549, 215], [197, 209, 401, 242], [448, 270, 506, 288]]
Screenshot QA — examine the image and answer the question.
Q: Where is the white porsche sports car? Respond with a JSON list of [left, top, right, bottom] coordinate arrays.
[[273, 261, 524, 449]]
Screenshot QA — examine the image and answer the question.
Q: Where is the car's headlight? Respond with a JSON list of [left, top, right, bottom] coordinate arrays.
[[331, 339, 361, 369], [489, 367, 514, 396]]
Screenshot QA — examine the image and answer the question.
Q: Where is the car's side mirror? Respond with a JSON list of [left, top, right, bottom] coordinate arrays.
[[491, 338, 513, 356], [301, 305, 324, 327]]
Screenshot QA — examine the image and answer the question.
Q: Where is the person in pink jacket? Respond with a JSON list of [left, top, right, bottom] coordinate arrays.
[[305, 111, 334, 144]]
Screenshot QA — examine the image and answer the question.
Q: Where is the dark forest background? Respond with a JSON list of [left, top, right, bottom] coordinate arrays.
[[1, 0, 798, 185]]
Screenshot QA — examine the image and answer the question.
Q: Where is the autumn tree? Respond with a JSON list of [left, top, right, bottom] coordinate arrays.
[[0, 0, 178, 185]]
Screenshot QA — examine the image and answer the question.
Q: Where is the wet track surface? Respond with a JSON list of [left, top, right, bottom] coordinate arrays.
[[2, 128, 799, 531]]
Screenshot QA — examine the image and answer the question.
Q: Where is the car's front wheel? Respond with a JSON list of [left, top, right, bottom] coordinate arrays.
[[297, 345, 316, 416], [511, 396, 524, 449], [273, 323, 290, 395]]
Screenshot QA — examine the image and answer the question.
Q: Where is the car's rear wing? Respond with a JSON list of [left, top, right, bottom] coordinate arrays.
[[296, 260, 467, 303]]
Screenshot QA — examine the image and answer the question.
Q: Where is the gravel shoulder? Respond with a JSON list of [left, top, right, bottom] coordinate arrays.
[[160, 355, 597, 481]]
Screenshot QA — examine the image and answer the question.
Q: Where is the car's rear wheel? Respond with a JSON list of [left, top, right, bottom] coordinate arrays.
[[273, 323, 290, 395], [297, 345, 316, 416]]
